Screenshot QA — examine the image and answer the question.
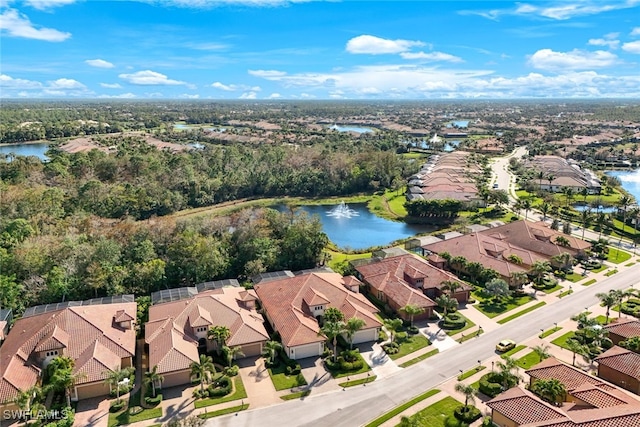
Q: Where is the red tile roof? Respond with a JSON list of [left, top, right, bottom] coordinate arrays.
[[254, 272, 382, 349], [487, 387, 566, 425], [527, 358, 609, 392], [603, 318, 640, 340], [0, 302, 136, 404], [595, 346, 640, 380]]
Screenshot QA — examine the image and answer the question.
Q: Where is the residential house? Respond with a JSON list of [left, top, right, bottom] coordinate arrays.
[[486, 357, 640, 427], [595, 345, 640, 395], [146, 285, 268, 388], [355, 254, 470, 316], [254, 271, 381, 360], [602, 318, 640, 345], [525, 155, 601, 194], [0, 307, 11, 344], [0, 297, 136, 414]]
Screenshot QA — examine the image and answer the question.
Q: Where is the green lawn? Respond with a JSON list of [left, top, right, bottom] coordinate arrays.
[[472, 291, 535, 318], [558, 289, 573, 298], [605, 269, 618, 277], [516, 351, 547, 369], [582, 279, 597, 286], [403, 396, 465, 427], [501, 344, 527, 359], [327, 351, 372, 378], [591, 265, 608, 273], [625, 262, 637, 267], [607, 248, 632, 264], [389, 334, 431, 360], [540, 284, 563, 294], [595, 315, 615, 325], [551, 331, 577, 350], [338, 375, 377, 388], [326, 249, 372, 272], [457, 329, 484, 343], [565, 272, 585, 283], [280, 390, 311, 400], [399, 349, 439, 368], [268, 363, 308, 391], [107, 389, 163, 427], [444, 313, 476, 336], [497, 302, 546, 324], [386, 191, 409, 217], [193, 376, 248, 409], [364, 389, 441, 427], [458, 366, 486, 381], [198, 404, 249, 419], [539, 326, 562, 338]]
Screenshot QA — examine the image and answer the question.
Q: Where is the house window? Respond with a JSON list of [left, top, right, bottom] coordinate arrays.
[[46, 350, 59, 357], [196, 327, 207, 333]]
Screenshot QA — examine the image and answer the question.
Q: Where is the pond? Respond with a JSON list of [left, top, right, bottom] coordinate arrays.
[[573, 204, 617, 214], [0, 143, 50, 161], [276, 202, 431, 250], [328, 125, 374, 134], [446, 120, 469, 128], [607, 169, 640, 203], [416, 140, 460, 152]]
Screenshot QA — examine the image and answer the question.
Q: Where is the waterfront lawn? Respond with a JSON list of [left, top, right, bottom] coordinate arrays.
[[472, 291, 534, 318], [552, 332, 577, 350], [389, 334, 431, 360], [326, 249, 372, 272]]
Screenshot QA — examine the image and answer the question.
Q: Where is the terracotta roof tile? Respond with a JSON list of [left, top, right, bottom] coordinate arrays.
[[603, 318, 640, 340], [595, 346, 640, 380], [487, 387, 566, 424], [527, 358, 608, 392]]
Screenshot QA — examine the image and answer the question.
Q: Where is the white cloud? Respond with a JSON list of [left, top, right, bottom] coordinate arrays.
[[346, 35, 424, 55], [24, 0, 77, 10], [144, 0, 312, 8], [632, 27, 640, 36], [248, 69, 287, 78], [85, 59, 114, 68], [212, 82, 237, 91], [0, 74, 43, 89], [588, 38, 620, 49], [100, 83, 122, 89], [465, 1, 640, 21], [239, 91, 257, 99], [622, 40, 640, 54], [179, 93, 200, 99], [400, 51, 463, 62], [0, 8, 71, 41], [268, 93, 282, 99], [300, 93, 315, 98], [528, 49, 618, 70], [119, 70, 188, 85], [188, 42, 229, 51], [98, 93, 137, 99], [48, 78, 85, 89]]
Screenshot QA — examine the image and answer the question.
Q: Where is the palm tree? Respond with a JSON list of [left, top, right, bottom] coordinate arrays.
[[579, 187, 589, 204], [580, 209, 592, 240], [400, 304, 425, 328], [529, 261, 551, 286], [531, 378, 566, 405], [555, 236, 570, 247], [104, 366, 135, 404], [223, 346, 245, 367], [532, 344, 551, 362], [551, 252, 573, 271], [207, 325, 231, 356], [496, 356, 521, 390], [537, 170, 546, 190], [464, 262, 484, 285], [14, 385, 41, 425], [344, 317, 366, 350], [596, 290, 618, 323], [565, 338, 588, 366], [320, 320, 346, 363], [144, 365, 164, 398], [454, 382, 478, 407], [509, 271, 529, 289], [618, 194, 632, 233], [486, 278, 510, 303], [51, 367, 85, 408], [450, 256, 468, 275], [522, 199, 532, 220], [540, 202, 550, 221], [323, 307, 345, 324], [441, 280, 462, 296], [262, 340, 282, 365], [383, 318, 403, 344], [190, 354, 215, 393], [435, 295, 457, 317], [620, 336, 640, 353], [547, 174, 556, 190]]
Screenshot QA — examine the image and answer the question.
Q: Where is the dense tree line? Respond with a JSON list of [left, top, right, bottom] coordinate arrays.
[[0, 207, 327, 316]]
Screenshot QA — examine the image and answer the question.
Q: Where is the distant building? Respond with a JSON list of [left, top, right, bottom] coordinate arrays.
[[525, 156, 601, 194]]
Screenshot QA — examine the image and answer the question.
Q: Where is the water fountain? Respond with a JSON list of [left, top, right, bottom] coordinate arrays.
[[326, 201, 359, 219]]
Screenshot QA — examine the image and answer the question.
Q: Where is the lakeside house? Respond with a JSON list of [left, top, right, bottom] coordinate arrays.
[[525, 155, 601, 194]]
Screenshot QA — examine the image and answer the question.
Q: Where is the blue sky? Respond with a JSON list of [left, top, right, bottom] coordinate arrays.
[[1, 0, 640, 99]]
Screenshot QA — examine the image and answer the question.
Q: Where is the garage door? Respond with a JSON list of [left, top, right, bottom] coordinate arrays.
[[352, 328, 378, 345], [162, 370, 191, 388], [240, 342, 263, 357], [290, 343, 321, 360]]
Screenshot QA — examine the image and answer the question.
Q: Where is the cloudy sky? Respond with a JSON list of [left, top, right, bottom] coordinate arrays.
[[1, 0, 640, 99]]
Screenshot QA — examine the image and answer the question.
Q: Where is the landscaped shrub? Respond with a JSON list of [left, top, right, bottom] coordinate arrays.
[[192, 388, 207, 399], [129, 406, 143, 415], [441, 313, 466, 330], [479, 372, 506, 398], [407, 325, 419, 335], [43, 409, 74, 427], [482, 416, 495, 427], [224, 365, 239, 376], [395, 331, 408, 342], [467, 298, 476, 304], [621, 298, 640, 316], [377, 330, 388, 343], [383, 342, 399, 354], [109, 401, 125, 413], [340, 349, 360, 362], [454, 405, 482, 423], [144, 394, 163, 406], [601, 337, 614, 350], [207, 376, 231, 397]]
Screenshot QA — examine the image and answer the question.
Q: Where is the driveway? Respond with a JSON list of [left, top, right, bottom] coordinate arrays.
[[74, 397, 109, 427], [237, 356, 281, 407]]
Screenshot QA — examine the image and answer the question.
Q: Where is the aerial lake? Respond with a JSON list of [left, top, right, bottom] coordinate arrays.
[[329, 125, 374, 134], [446, 120, 469, 128], [0, 143, 50, 161], [276, 202, 430, 250], [607, 169, 640, 203]]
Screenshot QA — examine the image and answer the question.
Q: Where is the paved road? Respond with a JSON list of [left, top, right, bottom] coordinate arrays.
[[489, 146, 527, 203], [208, 264, 640, 427]]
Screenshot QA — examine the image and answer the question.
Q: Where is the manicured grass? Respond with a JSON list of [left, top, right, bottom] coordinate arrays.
[[386, 191, 409, 217], [595, 315, 615, 325], [539, 326, 562, 338], [268, 363, 308, 390], [625, 262, 636, 267], [280, 390, 311, 400], [198, 404, 249, 419], [194, 376, 248, 409], [327, 351, 372, 378], [497, 302, 546, 324], [443, 313, 476, 336], [591, 265, 608, 273], [551, 331, 577, 350], [540, 284, 563, 294], [516, 351, 547, 369], [472, 291, 535, 318], [389, 334, 431, 360], [582, 279, 597, 286], [565, 272, 585, 283], [403, 396, 464, 427], [399, 349, 439, 368], [326, 249, 372, 272], [338, 375, 377, 388], [458, 329, 484, 343], [364, 389, 441, 427], [605, 269, 618, 277], [458, 366, 486, 381], [607, 248, 632, 264], [558, 289, 573, 298], [107, 389, 163, 427], [501, 344, 527, 358]]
